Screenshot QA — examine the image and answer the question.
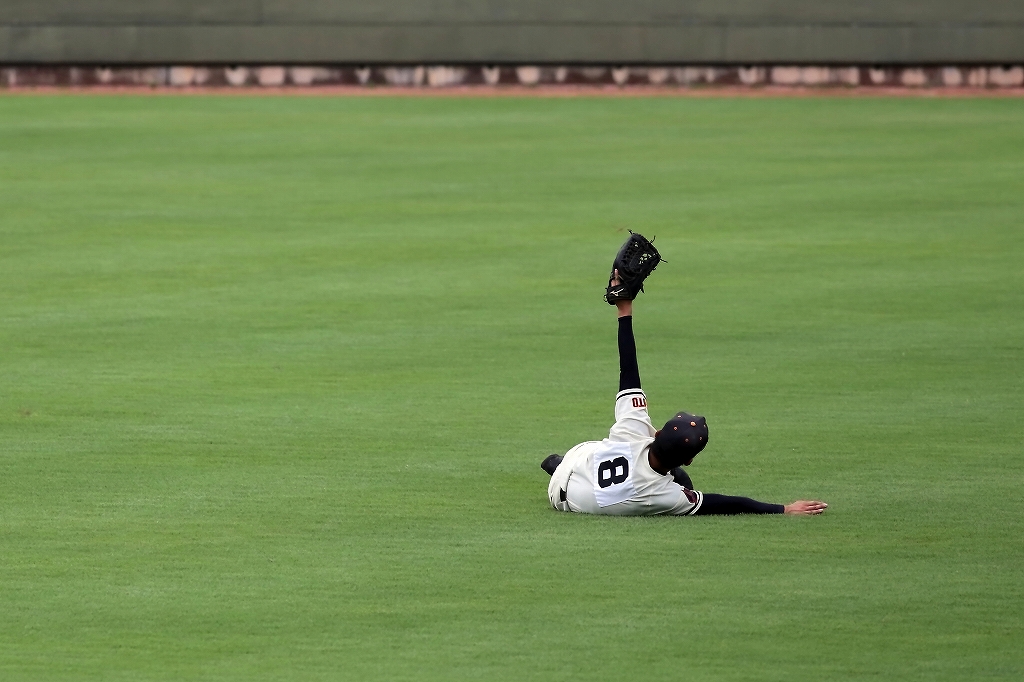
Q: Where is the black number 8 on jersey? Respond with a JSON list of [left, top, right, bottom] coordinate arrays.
[[597, 457, 630, 488]]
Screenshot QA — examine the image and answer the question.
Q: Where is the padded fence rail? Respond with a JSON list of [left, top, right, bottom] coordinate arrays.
[[3, 64, 1024, 89], [2, 1, 1024, 64]]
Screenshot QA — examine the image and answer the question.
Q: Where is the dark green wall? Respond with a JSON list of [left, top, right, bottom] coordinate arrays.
[[2, 1, 1022, 64]]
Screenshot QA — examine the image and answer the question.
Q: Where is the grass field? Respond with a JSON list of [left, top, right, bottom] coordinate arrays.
[[1, 93, 1022, 681]]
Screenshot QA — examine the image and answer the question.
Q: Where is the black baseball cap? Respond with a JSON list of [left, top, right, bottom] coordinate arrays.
[[654, 412, 709, 465]]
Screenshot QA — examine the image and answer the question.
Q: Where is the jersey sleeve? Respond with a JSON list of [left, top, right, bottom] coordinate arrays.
[[608, 388, 657, 442], [668, 487, 704, 516]]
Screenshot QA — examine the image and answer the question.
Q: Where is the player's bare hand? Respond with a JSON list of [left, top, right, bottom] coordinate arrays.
[[783, 500, 828, 515]]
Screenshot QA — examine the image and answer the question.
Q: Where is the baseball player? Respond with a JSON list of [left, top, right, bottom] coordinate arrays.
[[541, 265, 827, 517]]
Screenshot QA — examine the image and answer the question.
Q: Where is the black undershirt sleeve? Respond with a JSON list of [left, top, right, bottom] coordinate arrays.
[[694, 493, 784, 515], [618, 315, 641, 392]]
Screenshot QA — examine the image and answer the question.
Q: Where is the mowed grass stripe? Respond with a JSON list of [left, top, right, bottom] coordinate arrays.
[[1, 95, 1022, 681]]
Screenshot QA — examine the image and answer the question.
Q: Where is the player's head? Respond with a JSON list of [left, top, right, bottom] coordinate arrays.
[[653, 412, 709, 468]]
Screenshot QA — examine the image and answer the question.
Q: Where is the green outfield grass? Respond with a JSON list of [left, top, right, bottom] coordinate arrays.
[[1, 93, 1022, 681]]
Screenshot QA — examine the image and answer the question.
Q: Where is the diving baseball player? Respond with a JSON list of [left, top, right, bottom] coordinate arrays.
[[541, 239, 828, 517]]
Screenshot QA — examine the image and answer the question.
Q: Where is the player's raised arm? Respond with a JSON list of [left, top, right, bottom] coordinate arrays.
[[612, 271, 639, 389], [608, 272, 656, 442], [604, 231, 662, 389]]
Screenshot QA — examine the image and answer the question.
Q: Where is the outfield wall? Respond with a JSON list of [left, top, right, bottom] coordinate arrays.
[[4, 64, 1024, 90], [2, 1, 1024, 65]]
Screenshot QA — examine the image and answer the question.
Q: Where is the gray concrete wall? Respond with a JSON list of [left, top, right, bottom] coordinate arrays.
[[2, 1, 1023, 64]]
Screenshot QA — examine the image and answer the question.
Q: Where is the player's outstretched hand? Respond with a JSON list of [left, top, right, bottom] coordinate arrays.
[[783, 500, 828, 515]]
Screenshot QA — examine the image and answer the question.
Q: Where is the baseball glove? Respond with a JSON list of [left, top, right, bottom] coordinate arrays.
[[604, 231, 663, 304]]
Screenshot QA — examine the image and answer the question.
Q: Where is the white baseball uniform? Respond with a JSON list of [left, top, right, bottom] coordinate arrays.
[[547, 388, 704, 516]]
